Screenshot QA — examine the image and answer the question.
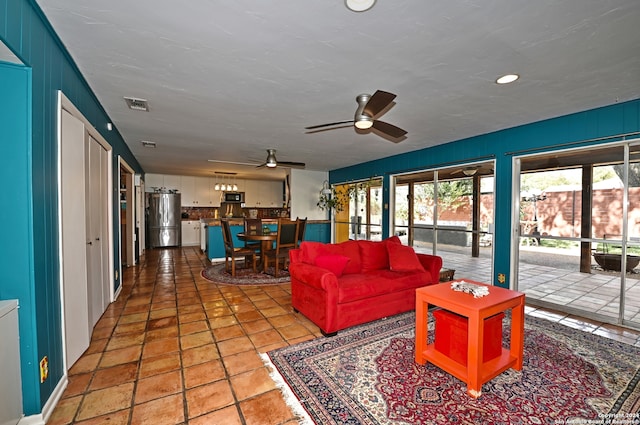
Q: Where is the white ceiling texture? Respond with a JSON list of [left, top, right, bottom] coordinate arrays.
[[35, 0, 640, 180]]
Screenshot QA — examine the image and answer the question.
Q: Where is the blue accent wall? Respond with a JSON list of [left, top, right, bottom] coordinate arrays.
[[1, 0, 144, 415], [331, 100, 640, 288]]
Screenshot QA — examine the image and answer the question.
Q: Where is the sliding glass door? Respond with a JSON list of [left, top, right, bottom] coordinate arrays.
[[392, 162, 495, 282], [515, 141, 640, 328], [334, 178, 383, 243]]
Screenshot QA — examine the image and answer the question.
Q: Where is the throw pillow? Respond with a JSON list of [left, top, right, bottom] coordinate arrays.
[[388, 244, 425, 272], [314, 254, 351, 277], [359, 240, 390, 272]]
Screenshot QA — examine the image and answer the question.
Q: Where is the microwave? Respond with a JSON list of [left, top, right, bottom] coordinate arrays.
[[224, 192, 245, 203]]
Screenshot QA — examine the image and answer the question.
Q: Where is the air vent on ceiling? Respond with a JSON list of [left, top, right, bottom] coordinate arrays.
[[141, 141, 156, 148], [124, 97, 149, 111]]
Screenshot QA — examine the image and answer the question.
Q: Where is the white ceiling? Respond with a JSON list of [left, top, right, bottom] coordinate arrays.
[[35, 0, 640, 181]]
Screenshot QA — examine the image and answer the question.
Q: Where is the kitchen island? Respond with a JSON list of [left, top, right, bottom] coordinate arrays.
[[206, 219, 330, 261]]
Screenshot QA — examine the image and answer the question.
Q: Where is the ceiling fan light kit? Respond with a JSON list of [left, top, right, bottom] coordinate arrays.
[[265, 149, 278, 168], [462, 168, 478, 176]]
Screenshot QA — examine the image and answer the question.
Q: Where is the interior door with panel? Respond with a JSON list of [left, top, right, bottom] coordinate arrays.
[[60, 109, 90, 367], [85, 135, 108, 329]]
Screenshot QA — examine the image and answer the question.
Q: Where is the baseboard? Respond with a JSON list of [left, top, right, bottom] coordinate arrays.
[[19, 374, 68, 425]]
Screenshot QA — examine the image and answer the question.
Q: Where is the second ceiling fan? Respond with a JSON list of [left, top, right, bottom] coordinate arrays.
[[305, 90, 408, 141], [208, 149, 305, 169]]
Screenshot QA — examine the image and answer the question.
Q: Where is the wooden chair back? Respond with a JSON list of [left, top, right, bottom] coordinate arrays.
[[295, 217, 307, 247], [275, 218, 299, 253], [244, 218, 262, 235]]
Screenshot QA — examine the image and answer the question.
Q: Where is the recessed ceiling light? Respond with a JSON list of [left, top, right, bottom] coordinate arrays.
[[345, 0, 376, 12], [496, 74, 519, 85]]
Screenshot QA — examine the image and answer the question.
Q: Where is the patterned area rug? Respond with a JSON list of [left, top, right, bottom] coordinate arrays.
[[263, 312, 640, 425], [201, 262, 290, 285]]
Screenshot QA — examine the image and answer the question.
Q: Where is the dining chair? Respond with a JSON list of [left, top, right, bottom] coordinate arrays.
[[243, 218, 263, 251], [221, 219, 257, 277], [295, 216, 307, 247], [263, 218, 299, 277]]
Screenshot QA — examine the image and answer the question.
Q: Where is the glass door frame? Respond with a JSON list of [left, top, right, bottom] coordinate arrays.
[[511, 138, 640, 328]]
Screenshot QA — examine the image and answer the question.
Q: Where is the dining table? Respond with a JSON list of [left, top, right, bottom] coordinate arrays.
[[236, 232, 276, 268]]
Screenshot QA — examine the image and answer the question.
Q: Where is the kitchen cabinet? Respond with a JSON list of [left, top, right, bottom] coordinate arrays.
[[145, 173, 181, 193], [146, 173, 283, 207], [181, 176, 215, 206], [244, 180, 283, 207], [181, 220, 201, 246]]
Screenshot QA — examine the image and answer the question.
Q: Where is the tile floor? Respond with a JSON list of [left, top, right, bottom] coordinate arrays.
[[48, 246, 322, 425], [47, 246, 640, 425]]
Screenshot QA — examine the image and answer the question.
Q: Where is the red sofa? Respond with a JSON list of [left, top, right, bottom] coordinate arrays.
[[289, 236, 443, 336]]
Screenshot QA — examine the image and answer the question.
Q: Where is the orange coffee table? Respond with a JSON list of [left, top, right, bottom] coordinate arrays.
[[415, 280, 525, 398]]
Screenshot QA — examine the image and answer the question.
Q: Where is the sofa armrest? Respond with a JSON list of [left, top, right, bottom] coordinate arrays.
[[416, 253, 443, 283], [289, 261, 339, 293]]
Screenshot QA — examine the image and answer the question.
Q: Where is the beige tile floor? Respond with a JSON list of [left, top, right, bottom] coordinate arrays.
[[47, 246, 640, 425]]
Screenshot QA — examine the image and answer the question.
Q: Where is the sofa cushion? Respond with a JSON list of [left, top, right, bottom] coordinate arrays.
[[388, 244, 425, 273], [299, 240, 362, 274], [314, 254, 350, 277], [359, 241, 389, 272], [338, 240, 362, 274], [359, 237, 401, 272], [300, 241, 328, 264], [337, 270, 434, 303]]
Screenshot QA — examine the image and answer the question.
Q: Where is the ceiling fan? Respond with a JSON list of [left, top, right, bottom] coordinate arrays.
[[208, 149, 305, 169], [305, 90, 408, 141], [451, 164, 494, 176]]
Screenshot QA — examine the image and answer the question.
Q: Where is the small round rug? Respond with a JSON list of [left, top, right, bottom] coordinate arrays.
[[202, 262, 290, 285]]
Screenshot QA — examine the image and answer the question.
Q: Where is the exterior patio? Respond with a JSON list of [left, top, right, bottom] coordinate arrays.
[[414, 243, 640, 328]]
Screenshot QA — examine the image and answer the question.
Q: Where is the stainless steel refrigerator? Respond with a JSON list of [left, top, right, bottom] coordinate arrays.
[[147, 192, 181, 248]]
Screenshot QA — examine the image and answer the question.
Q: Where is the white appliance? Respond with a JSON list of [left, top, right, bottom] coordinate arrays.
[[0, 300, 23, 425]]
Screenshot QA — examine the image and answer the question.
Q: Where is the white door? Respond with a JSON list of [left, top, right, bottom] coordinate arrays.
[[60, 109, 90, 366], [85, 135, 108, 329]]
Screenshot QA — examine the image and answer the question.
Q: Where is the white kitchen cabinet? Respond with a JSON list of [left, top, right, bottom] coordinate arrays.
[[196, 177, 215, 206], [181, 176, 217, 206], [144, 173, 163, 192], [243, 180, 259, 207], [244, 180, 283, 207], [181, 220, 201, 246], [145, 173, 181, 193]]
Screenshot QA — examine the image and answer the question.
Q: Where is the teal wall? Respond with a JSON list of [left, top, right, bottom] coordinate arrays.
[[1, 0, 143, 416], [331, 100, 640, 288]]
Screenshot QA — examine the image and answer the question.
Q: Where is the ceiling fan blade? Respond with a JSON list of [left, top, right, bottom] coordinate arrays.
[[278, 161, 306, 169], [372, 120, 407, 139], [364, 90, 396, 117], [305, 120, 354, 130], [208, 159, 259, 166]]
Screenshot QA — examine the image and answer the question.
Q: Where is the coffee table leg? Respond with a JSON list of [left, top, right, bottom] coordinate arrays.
[[467, 314, 483, 398], [415, 296, 427, 365]]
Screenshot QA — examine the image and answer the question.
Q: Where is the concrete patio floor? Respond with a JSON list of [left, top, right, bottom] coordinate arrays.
[[413, 243, 640, 328]]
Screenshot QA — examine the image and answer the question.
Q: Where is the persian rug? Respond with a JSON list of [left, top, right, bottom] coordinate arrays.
[[201, 262, 290, 285], [263, 311, 640, 425]]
